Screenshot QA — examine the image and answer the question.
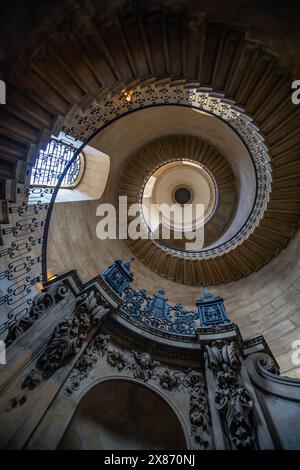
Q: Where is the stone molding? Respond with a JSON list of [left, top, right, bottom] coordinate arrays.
[[64, 332, 212, 449]]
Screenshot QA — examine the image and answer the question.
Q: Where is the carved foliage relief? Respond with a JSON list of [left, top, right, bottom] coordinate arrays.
[[7, 290, 110, 409], [64, 334, 212, 449], [205, 341, 256, 449], [4, 281, 70, 346]]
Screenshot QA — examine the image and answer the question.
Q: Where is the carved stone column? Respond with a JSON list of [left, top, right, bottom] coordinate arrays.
[[204, 337, 256, 449]]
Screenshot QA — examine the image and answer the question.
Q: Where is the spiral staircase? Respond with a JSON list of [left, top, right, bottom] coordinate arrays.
[[0, 1, 300, 363], [1, 0, 300, 452]]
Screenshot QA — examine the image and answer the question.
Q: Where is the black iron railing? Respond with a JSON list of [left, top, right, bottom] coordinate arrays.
[[30, 138, 81, 187]]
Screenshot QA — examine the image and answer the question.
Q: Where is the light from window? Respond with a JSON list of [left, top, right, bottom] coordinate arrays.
[[30, 138, 81, 187]]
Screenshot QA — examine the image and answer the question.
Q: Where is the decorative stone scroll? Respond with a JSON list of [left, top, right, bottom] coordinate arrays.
[[4, 282, 69, 346], [7, 290, 110, 409], [205, 341, 256, 449], [0, 185, 54, 338], [120, 287, 198, 336], [189, 371, 211, 449], [63, 334, 211, 449]]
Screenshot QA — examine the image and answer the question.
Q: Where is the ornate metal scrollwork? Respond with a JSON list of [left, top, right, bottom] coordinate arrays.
[[63, 83, 272, 260], [0, 185, 54, 337], [120, 287, 198, 336], [30, 138, 81, 187]]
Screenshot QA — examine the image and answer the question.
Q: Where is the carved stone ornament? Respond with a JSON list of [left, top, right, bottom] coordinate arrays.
[[159, 368, 181, 390], [7, 290, 110, 410], [64, 334, 110, 396], [258, 356, 280, 375], [205, 341, 256, 449], [63, 335, 211, 449], [5, 282, 69, 347]]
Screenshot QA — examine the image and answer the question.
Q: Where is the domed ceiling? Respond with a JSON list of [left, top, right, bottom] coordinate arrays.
[[124, 138, 234, 247]]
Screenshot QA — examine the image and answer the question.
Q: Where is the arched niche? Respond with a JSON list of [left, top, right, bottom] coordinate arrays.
[[57, 378, 188, 450], [30, 143, 110, 204]]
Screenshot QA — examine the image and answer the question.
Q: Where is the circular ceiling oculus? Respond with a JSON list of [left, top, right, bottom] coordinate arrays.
[[174, 187, 192, 205]]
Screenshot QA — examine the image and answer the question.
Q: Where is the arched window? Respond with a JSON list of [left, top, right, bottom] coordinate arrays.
[[30, 137, 84, 188], [29, 134, 110, 204]]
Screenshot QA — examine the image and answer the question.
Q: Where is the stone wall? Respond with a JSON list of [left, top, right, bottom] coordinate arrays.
[[1, 268, 300, 449], [47, 196, 300, 377]]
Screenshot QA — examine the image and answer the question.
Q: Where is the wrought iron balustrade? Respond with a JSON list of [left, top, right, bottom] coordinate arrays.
[[30, 138, 81, 187], [120, 287, 199, 337], [62, 84, 271, 260], [0, 185, 54, 338], [0, 134, 83, 339]]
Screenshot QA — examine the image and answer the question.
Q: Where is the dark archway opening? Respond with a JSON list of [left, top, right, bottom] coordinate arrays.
[[58, 379, 187, 450]]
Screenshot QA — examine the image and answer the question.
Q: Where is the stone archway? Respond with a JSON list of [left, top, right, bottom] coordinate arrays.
[[58, 378, 188, 450]]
